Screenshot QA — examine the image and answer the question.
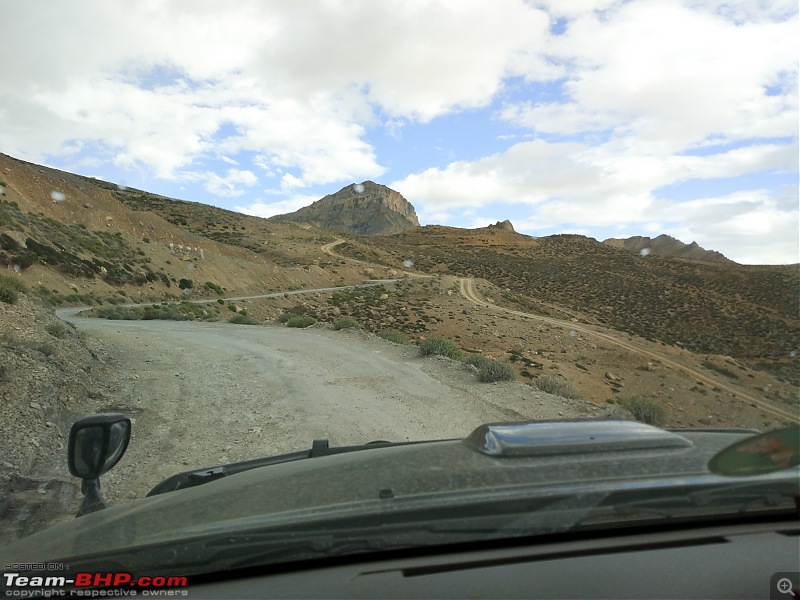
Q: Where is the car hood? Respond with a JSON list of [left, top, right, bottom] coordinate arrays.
[[1, 422, 793, 564]]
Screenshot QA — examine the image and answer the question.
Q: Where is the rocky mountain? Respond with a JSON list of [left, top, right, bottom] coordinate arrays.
[[602, 234, 734, 263], [270, 181, 419, 235]]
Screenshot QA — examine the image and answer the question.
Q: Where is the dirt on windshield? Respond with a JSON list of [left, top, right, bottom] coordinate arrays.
[[1, 310, 620, 543]]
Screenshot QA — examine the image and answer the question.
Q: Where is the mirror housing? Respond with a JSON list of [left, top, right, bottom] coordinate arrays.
[[68, 413, 131, 516]]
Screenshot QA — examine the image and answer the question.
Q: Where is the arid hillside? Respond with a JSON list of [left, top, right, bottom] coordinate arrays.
[[1, 153, 797, 437], [0, 153, 375, 306], [333, 226, 800, 370]]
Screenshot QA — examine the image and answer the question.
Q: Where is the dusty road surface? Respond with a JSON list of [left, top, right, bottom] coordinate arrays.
[[29, 315, 611, 515]]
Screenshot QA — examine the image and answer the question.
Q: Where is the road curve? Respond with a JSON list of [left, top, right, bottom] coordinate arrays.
[[460, 278, 797, 423]]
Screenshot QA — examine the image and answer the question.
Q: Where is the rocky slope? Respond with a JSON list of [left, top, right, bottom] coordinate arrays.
[[270, 181, 419, 235], [603, 234, 734, 263]]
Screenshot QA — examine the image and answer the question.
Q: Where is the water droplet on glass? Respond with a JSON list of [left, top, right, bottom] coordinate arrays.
[[640, 248, 650, 257], [403, 259, 414, 268], [117, 183, 127, 191], [0, 184, 5, 195], [51, 191, 66, 202], [570, 330, 578, 337], [790, 350, 797, 358], [353, 183, 365, 193]]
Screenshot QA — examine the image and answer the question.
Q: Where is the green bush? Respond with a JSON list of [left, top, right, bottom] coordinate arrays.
[[228, 314, 261, 325], [333, 317, 359, 330], [621, 395, 668, 427], [32, 341, 54, 357], [476, 359, 515, 383], [204, 281, 223, 295], [286, 315, 317, 328], [45, 323, 69, 339], [178, 278, 194, 290], [217, 298, 225, 305], [0, 274, 27, 304], [465, 355, 492, 370], [0, 285, 18, 304], [419, 336, 463, 361], [532, 375, 582, 399], [377, 329, 410, 344], [228, 303, 237, 312]]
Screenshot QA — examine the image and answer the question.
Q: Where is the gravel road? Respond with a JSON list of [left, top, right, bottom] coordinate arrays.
[[58, 316, 611, 504]]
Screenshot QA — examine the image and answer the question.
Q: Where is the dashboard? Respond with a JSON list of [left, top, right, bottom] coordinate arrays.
[[189, 518, 800, 599]]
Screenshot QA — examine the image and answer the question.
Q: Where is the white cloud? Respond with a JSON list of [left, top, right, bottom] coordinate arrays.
[[235, 195, 319, 219], [505, 0, 798, 148], [187, 169, 258, 198], [0, 1, 795, 263], [656, 190, 799, 264], [0, 0, 551, 184]]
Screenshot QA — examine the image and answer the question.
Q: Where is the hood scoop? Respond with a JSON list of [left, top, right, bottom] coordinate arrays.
[[464, 420, 692, 458]]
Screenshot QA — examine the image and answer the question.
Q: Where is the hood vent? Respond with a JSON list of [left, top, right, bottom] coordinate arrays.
[[464, 420, 692, 458]]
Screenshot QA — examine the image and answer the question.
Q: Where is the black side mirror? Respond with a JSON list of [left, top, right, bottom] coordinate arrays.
[[68, 413, 131, 517]]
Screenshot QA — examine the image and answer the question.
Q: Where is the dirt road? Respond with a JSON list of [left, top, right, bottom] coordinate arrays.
[[459, 278, 797, 423], [38, 316, 608, 509]]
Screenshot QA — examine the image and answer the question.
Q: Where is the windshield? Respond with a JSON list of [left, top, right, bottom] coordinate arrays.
[[0, 0, 797, 579]]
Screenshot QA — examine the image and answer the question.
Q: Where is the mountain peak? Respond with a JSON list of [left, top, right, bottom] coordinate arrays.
[[602, 235, 734, 263], [270, 182, 419, 235]]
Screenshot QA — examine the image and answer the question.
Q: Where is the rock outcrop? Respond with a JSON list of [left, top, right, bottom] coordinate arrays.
[[490, 219, 515, 232], [602, 234, 734, 263], [270, 181, 419, 235]]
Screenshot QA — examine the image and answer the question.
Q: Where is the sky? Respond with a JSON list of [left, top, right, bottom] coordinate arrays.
[[1, 0, 797, 265]]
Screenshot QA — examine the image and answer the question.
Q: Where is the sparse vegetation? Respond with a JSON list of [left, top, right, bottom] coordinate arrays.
[[532, 374, 582, 399], [88, 302, 217, 322], [228, 314, 261, 325], [377, 329, 411, 344], [0, 200, 160, 285], [333, 317, 359, 330], [286, 315, 317, 328], [0, 273, 27, 304], [31, 341, 54, 357], [342, 228, 800, 363], [45, 323, 69, 339], [204, 281, 223, 295], [419, 336, 463, 361], [621, 395, 668, 426], [465, 354, 492, 370], [476, 359, 515, 383]]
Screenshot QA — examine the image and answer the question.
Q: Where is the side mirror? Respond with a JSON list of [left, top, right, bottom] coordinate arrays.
[[68, 413, 131, 517]]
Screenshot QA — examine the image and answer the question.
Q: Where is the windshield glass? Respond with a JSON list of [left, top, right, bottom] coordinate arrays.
[[0, 0, 797, 578]]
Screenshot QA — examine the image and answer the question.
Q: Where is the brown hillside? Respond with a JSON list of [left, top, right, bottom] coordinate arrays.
[[334, 228, 800, 367], [0, 153, 371, 303]]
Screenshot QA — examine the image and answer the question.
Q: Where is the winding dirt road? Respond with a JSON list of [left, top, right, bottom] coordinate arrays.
[[459, 278, 797, 423]]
